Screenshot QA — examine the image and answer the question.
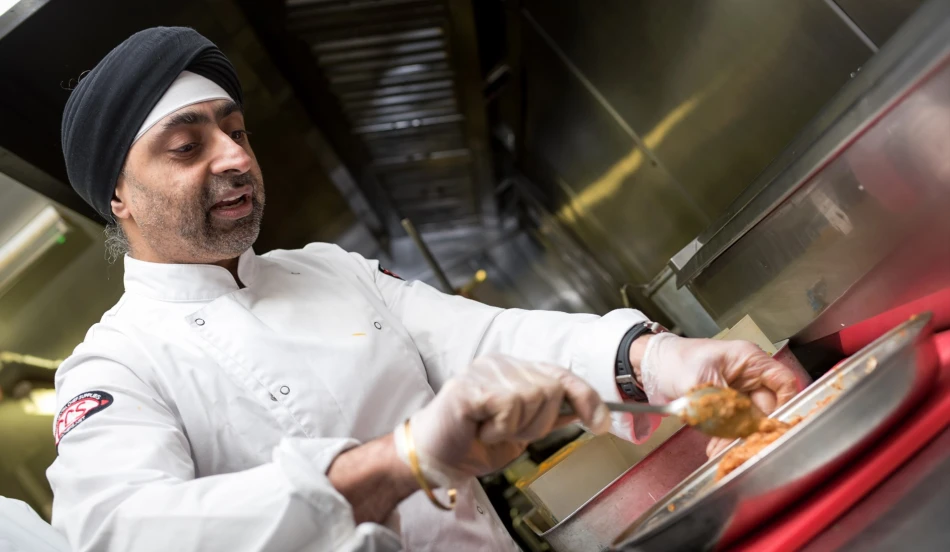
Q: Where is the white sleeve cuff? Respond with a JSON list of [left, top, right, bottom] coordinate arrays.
[[569, 309, 648, 402], [569, 309, 660, 443]]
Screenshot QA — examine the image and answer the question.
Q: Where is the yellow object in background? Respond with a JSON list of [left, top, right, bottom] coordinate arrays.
[[712, 314, 777, 356]]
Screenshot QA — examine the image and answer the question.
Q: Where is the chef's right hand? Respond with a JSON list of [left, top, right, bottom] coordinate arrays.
[[393, 354, 612, 487]]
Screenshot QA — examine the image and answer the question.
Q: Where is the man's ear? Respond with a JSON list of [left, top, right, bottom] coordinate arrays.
[[111, 175, 131, 220]]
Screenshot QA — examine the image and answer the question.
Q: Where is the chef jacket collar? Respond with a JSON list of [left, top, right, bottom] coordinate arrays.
[[123, 248, 260, 302]]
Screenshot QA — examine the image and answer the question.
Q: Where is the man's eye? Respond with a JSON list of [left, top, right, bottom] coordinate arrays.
[[230, 130, 249, 141], [173, 143, 198, 154]]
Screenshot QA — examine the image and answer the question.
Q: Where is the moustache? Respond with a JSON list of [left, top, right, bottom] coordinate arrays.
[[203, 172, 262, 209]]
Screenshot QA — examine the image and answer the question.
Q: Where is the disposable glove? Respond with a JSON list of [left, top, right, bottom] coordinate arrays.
[[394, 354, 612, 487], [640, 333, 803, 456]]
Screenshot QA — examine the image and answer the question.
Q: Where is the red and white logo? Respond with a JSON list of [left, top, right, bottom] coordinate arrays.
[[54, 391, 114, 446]]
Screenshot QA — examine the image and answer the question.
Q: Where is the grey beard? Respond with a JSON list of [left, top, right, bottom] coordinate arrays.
[[126, 169, 265, 263], [179, 172, 265, 258], [103, 222, 130, 264]]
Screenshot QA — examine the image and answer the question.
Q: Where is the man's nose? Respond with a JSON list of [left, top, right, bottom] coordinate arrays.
[[208, 130, 252, 175]]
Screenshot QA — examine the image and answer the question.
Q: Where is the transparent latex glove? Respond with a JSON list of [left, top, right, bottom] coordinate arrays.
[[393, 354, 611, 487], [640, 333, 802, 457]]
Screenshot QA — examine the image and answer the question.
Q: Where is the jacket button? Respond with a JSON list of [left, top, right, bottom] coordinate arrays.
[[477, 505, 485, 514], [280, 386, 290, 395], [374, 322, 382, 330], [195, 318, 205, 326]]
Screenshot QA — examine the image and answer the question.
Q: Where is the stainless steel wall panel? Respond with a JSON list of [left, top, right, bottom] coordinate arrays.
[[673, 0, 941, 287], [522, 0, 874, 222], [522, 24, 707, 283], [687, 33, 950, 341], [835, 0, 924, 46]]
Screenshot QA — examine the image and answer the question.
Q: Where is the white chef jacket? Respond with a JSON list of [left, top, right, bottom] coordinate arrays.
[[0, 497, 70, 552], [47, 243, 647, 552]]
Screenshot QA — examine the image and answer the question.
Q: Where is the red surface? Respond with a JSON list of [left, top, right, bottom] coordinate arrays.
[[829, 287, 950, 355], [729, 329, 950, 552], [606, 426, 710, 523]]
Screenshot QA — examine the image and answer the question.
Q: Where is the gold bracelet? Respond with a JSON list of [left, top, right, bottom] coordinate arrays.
[[402, 419, 457, 511]]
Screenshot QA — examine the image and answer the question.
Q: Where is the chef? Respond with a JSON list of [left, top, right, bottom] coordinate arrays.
[[49, 27, 801, 552], [0, 496, 69, 552]]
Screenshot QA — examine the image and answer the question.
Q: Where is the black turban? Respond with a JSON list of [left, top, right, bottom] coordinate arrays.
[[61, 27, 244, 221]]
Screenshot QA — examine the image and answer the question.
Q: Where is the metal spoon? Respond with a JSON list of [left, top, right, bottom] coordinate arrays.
[[559, 386, 766, 439]]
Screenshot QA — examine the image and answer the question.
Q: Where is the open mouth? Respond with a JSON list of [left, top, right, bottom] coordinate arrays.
[[210, 187, 254, 219], [213, 194, 249, 209]]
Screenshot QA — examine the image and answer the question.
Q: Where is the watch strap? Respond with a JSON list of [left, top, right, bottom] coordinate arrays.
[[615, 321, 663, 401]]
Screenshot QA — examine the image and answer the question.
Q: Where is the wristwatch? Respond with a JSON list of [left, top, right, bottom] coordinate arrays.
[[615, 321, 668, 401]]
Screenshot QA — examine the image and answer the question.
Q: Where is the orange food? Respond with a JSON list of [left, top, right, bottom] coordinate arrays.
[[813, 395, 836, 411], [715, 417, 799, 481], [831, 373, 845, 391], [680, 384, 759, 437], [714, 390, 843, 482]]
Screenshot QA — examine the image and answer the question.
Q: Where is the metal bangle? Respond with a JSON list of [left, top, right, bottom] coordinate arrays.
[[402, 419, 457, 511]]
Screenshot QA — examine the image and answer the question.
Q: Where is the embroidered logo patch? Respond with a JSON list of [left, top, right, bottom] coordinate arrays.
[[54, 391, 114, 446], [378, 266, 403, 280]]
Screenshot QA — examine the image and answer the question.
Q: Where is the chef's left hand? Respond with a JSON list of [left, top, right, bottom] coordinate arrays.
[[634, 333, 803, 457]]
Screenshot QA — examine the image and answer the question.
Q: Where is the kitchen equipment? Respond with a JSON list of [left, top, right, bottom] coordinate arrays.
[[523, 333, 809, 552], [517, 432, 647, 528], [523, 424, 709, 552], [560, 386, 765, 439], [640, 266, 720, 338], [735, 329, 950, 551], [610, 313, 938, 551]]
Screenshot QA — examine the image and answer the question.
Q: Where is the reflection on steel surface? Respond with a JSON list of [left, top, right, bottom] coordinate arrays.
[[515, 0, 876, 301], [641, 267, 719, 338], [683, 0, 950, 342], [834, 0, 924, 47], [521, 23, 706, 284], [676, 0, 945, 285]]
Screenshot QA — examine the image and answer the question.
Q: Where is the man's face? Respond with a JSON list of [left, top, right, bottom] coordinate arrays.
[[113, 98, 265, 264]]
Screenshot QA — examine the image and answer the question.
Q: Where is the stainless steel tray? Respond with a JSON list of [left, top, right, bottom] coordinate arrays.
[[523, 340, 810, 552], [611, 313, 938, 551]]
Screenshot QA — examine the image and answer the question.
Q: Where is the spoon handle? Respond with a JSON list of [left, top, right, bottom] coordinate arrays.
[[559, 400, 671, 418]]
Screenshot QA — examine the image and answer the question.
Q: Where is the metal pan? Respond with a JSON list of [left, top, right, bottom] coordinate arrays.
[[611, 313, 938, 551]]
